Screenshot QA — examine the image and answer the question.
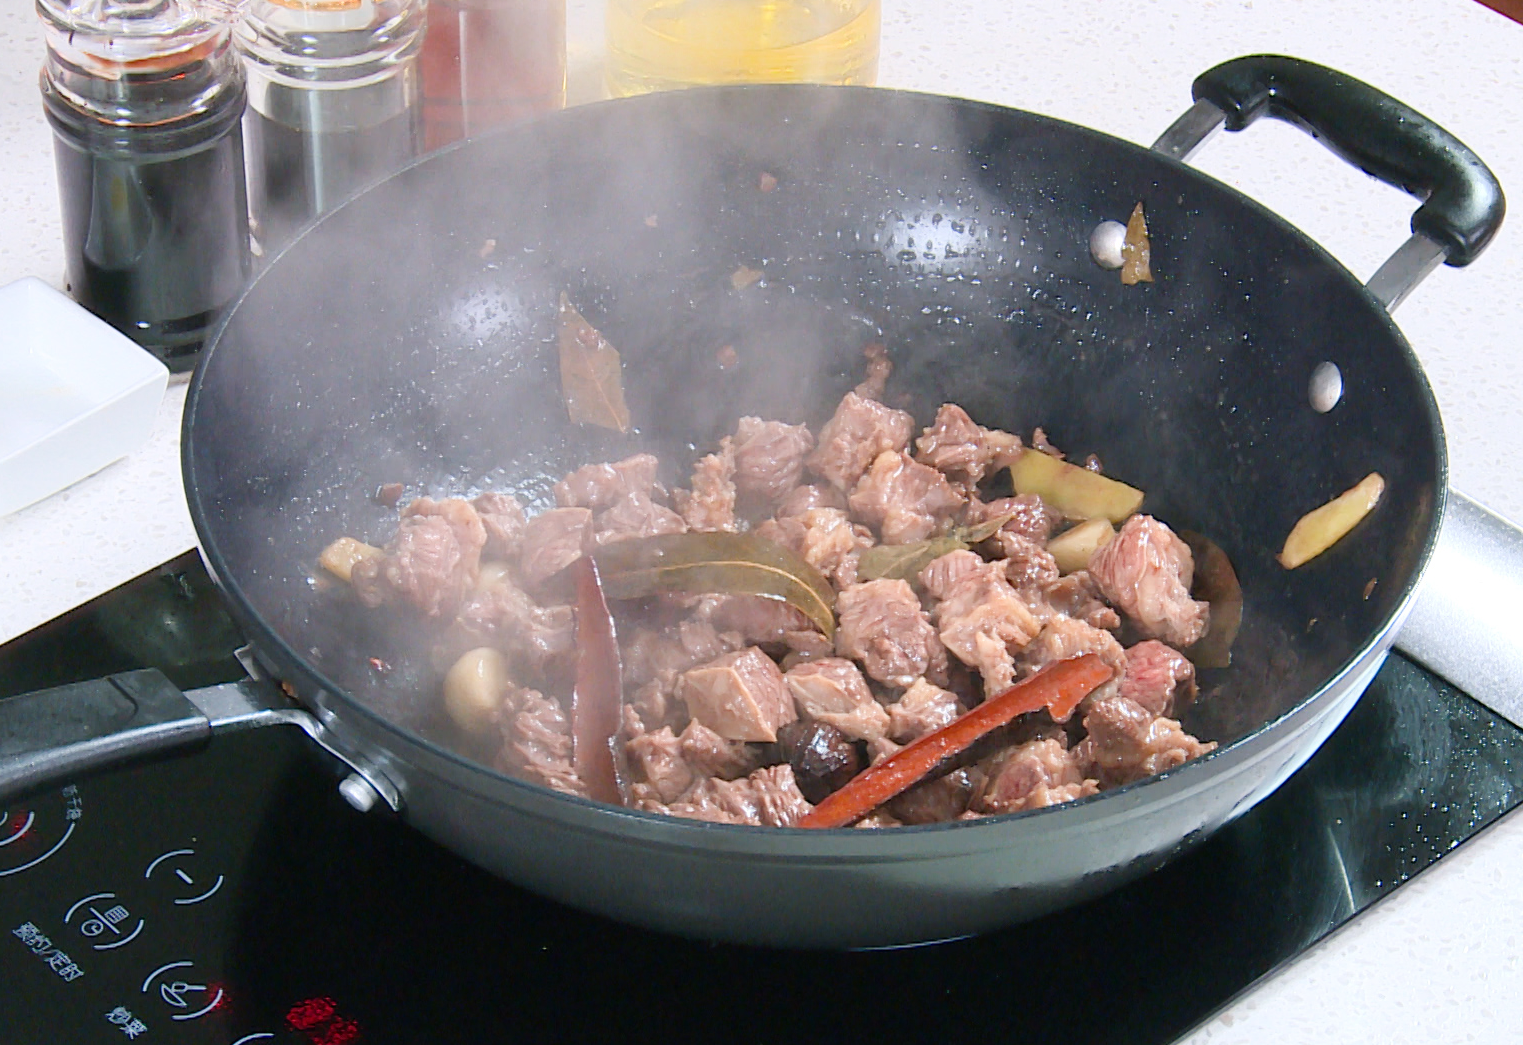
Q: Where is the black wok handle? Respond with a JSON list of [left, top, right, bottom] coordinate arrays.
[[1190, 55, 1504, 267], [0, 670, 209, 801]]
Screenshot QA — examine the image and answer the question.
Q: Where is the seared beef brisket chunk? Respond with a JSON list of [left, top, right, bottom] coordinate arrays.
[[847, 450, 965, 545], [732, 416, 816, 501], [807, 391, 916, 492], [1088, 514, 1210, 647], [1120, 640, 1197, 717], [835, 578, 949, 688]]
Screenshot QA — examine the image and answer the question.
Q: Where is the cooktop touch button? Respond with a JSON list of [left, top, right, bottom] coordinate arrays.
[[63, 892, 145, 950], [140, 959, 225, 1020], [144, 848, 225, 905], [0, 785, 80, 878]]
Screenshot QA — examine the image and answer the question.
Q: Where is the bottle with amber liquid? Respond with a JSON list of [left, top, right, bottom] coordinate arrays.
[[38, 0, 253, 371], [604, 0, 879, 97]]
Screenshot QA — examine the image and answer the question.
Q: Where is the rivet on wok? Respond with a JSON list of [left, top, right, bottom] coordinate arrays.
[[1090, 221, 1127, 270], [1310, 362, 1343, 413], [338, 773, 382, 813]]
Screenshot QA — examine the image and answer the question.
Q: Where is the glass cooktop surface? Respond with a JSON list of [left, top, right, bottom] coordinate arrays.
[[2, 553, 1521, 1045]]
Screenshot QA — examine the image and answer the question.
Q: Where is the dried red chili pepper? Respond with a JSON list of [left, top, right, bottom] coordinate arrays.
[[798, 655, 1113, 828], [569, 555, 623, 804]]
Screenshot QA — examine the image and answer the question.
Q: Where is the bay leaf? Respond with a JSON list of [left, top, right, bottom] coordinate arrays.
[[558, 293, 631, 433], [592, 532, 836, 640], [857, 536, 968, 584], [954, 510, 1018, 546]]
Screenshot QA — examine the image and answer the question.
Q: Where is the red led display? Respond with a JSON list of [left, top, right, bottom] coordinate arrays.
[[286, 998, 336, 1030], [286, 996, 362, 1045], [2, 812, 40, 856]]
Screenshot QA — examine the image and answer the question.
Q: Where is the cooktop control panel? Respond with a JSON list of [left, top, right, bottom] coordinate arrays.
[[2, 731, 343, 1045]]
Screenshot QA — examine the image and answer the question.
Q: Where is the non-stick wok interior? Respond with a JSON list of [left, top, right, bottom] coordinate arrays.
[[187, 85, 1442, 779]]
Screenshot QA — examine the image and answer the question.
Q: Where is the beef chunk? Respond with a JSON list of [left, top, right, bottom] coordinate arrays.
[[755, 507, 872, 589], [623, 619, 741, 688], [674, 438, 737, 532], [1074, 695, 1216, 787], [973, 737, 1098, 814], [405, 496, 487, 564], [362, 496, 489, 618], [552, 454, 686, 546], [848, 450, 965, 545], [807, 391, 915, 492], [885, 677, 966, 742], [783, 657, 890, 741], [695, 593, 815, 646], [519, 507, 592, 589], [625, 726, 694, 803], [677, 646, 796, 742], [923, 553, 1040, 696], [594, 491, 686, 546], [999, 534, 1060, 591], [678, 718, 766, 780], [1020, 616, 1128, 707], [1088, 515, 1210, 646], [457, 569, 575, 667], [835, 579, 949, 688], [919, 548, 987, 598], [1039, 571, 1122, 631], [553, 454, 661, 510], [777, 719, 862, 804], [964, 493, 1061, 546], [914, 403, 1023, 489], [779, 628, 835, 665], [1119, 640, 1197, 717], [497, 690, 585, 796], [629, 675, 681, 733], [472, 492, 527, 560], [775, 483, 849, 518], [661, 764, 814, 827], [732, 416, 815, 501]]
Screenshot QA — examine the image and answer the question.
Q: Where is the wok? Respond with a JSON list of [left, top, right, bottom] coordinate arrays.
[[1, 56, 1506, 947]]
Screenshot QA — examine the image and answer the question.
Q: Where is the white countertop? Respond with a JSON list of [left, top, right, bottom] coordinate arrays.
[[3, 0, 1522, 1039]]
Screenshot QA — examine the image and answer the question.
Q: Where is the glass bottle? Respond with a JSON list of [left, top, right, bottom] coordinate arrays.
[[604, 0, 880, 98], [236, 0, 425, 257], [38, 0, 253, 371], [418, 0, 567, 151]]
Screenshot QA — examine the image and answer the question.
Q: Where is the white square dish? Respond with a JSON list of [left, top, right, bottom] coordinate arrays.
[[0, 277, 170, 518]]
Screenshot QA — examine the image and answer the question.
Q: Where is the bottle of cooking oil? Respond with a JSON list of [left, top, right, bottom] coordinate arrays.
[[604, 0, 879, 97]]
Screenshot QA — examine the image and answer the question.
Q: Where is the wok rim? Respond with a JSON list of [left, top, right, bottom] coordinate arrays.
[[182, 81, 1449, 839]]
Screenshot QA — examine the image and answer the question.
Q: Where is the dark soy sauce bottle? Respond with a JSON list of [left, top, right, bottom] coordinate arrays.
[[235, 0, 424, 258], [39, 0, 252, 373]]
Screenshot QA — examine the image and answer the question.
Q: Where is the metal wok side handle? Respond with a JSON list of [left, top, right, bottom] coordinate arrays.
[[1154, 54, 1506, 310], [0, 669, 402, 810]]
